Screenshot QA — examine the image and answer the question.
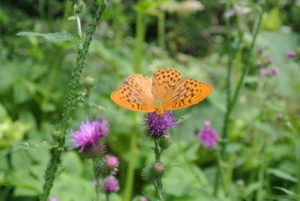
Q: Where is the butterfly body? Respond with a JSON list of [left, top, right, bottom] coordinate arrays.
[[111, 69, 212, 115]]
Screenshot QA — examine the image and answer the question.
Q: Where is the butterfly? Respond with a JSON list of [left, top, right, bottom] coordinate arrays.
[[111, 68, 213, 116]]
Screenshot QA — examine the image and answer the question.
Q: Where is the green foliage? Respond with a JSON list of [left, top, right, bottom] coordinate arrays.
[[17, 32, 74, 43], [0, 0, 300, 201]]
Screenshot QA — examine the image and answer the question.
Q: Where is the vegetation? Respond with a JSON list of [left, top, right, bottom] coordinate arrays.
[[0, 0, 299, 201]]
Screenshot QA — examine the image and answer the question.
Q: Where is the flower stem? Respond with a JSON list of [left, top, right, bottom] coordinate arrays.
[[122, 132, 137, 201], [122, 116, 139, 201], [157, 13, 165, 50], [153, 138, 164, 201], [154, 138, 161, 162], [123, 9, 146, 199], [215, 0, 268, 196], [93, 157, 103, 201], [76, 13, 83, 48], [39, 3, 107, 201], [134, 10, 145, 73], [105, 193, 110, 201], [214, 147, 225, 195]]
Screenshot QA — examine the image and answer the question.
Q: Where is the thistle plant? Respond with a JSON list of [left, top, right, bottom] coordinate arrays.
[[39, 1, 107, 200], [142, 111, 177, 201], [197, 120, 219, 149], [214, 0, 269, 196], [70, 118, 120, 201]]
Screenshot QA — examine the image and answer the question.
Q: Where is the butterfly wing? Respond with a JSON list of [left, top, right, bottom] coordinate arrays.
[[111, 74, 155, 112], [152, 69, 182, 107], [164, 79, 213, 110]]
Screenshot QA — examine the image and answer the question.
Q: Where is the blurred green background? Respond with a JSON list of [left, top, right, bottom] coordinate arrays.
[[0, 0, 300, 201]]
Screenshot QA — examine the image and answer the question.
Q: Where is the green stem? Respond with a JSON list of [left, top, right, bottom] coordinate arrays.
[[93, 157, 103, 201], [105, 193, 110, 201], [122, 134, 137, 201], [213, 147, 225, 196], [122, 8, 146, 200], [76, 13, 83, 48], [157, 13, 165, 50], [228, 2, 266, 114], [214, 0, 268, 196], [39, 3, 107, 201], [154, 138, 161, 162], [153, 137, 164, 201], [256, 133, 266, 201], [134, 11, 145, 73], [122, 117, 138, 201]]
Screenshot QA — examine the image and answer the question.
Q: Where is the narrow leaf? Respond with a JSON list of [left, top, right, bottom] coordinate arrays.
[[17, 31, 74, 43]]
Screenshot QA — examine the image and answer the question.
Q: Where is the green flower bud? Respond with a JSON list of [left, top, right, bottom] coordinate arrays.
[[82, 75, 96, 89], [158, 135, 170, 150], [74, 0, 86, 14], [141, 162, 165, 181], [153, 162, 164, 178], [141, 165, 154, 181]]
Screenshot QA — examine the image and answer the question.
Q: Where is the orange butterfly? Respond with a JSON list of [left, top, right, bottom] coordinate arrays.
[[111, 69, 213, 116]]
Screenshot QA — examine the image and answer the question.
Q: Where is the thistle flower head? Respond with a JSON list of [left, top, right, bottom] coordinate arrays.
[[154, 162, 165, 172], [139, 196, 148, 201], [104, 176, 119, 193], [197, 120, 219, 149], [287, 50, 296, 58], [105, 155, 119, 170], [70, 119, 109, 153], [271, 67, 280, 76], [48, 197, 59, 201], [259, 68, 269, 77], [145, 111, 177, 137]]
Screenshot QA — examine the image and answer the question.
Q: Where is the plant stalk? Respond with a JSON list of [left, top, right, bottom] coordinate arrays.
[[157, 13, 165, 50], [122, 8, 147, 200], [39, 3, 107, 201], [134, 11, 145, 73], [153, 137, 164, 201], [215, 0, 268, 196]]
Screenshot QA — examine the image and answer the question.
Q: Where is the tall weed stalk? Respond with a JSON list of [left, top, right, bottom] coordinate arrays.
[[39, 2, 107, 200], [214, 0, 269, 196]]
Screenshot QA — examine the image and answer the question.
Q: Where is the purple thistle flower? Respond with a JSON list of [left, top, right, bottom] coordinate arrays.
[[145, 111, 177, 137], [154, 162, 165, 172], [287, 50, 296, 58], [197, 121, 219, 149], [257, 48, 263, 56], [71, 119, 109, 152], [104, 176, 119, 193], [256, 59, 262, 66], [139, 196, 148, 201], [259, 68, 269, 77], [271, 67, 280, 76], [105, 155, 119, 170], [48, 197, 59, 201], [267, 57, 273, 64]]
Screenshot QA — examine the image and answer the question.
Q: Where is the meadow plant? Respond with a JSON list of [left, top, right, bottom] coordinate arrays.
[[216, 0, 269, 196], [70, 118, 121, 201], [70, 119, 108, 155], [48, 197, 58, 201], [287, 50, 296, 58], [39, 1, 107, 200], [142, 111, 177, 201], [104, 175, 120, 193], [139, 196, 148, 201], [197, 120, 219, 149]]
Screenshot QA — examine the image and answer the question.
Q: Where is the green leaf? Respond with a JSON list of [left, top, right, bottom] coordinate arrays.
[[17, 31, 74, 43], [273, 187, 297, 198], [268, 168, 298, 183], [61, 152, 83, 176], [244, 182, 261, 197]]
